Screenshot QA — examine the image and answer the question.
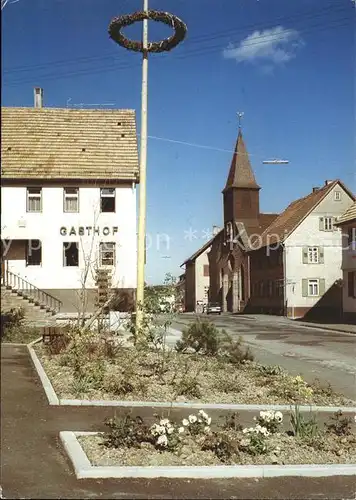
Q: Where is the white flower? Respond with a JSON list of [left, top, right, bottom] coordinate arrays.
[[182, 419, 189, 426], [160, 418, 170, 426], [167, 427, 174, 435], [274, 411, 283, 423], [204, 426, 211, 434], [354, 415, 356, 423], [188, 415, 197, 424], [199, 410, 209, 421], [150, 424, 165, 436], [206, 417, 212, 425], [157, 434, 168, 447], [242, 428, 249, 434], [178, 427, 185, 434]]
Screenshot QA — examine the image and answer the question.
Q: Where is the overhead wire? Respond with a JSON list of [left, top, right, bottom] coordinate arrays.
[[3, 2, 348, 75], [3, 16, 351, 87]]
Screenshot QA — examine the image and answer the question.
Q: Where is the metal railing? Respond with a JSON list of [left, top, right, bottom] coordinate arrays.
[[2, 269, 62, 314]]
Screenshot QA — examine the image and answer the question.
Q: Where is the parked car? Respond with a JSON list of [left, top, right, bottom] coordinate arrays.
[[206, 302, 221, 315]]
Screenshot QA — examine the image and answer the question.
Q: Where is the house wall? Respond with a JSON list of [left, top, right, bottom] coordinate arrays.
[[340, 221, 356, 321], [195, 249, 210, 305], [284, 183, 354, 319], [184, 262, 196, 312], [245, 246, 284, 315], [1, 183, 137, 300]]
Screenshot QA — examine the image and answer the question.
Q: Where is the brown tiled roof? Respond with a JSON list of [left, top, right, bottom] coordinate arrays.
[[1, 107, 139, 180], [256, 180, 355, 248], [335, 201, 356, 225], [223, 129, 260, 192]]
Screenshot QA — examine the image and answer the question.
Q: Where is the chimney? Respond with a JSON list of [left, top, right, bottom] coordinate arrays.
[[34, 87, 43, 108], [212, 225, 220, 236], [312, 187, 319, 193], [325, 180, 333, 186]]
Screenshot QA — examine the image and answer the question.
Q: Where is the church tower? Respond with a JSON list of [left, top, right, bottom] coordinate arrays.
[[222, 127, 260, 227]]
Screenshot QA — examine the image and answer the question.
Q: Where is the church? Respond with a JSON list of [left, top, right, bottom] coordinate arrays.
[[207, 126, 278, 313]]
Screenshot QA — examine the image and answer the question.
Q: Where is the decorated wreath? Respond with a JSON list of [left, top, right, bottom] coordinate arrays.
[[108, 10, 187, 53]]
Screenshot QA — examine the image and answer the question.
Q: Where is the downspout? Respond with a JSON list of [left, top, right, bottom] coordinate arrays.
[[282, 242, 287, 317]]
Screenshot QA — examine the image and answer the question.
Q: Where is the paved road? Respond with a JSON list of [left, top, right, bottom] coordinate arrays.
[[2, 344, 356, 499], [172, 314, 356, 401]]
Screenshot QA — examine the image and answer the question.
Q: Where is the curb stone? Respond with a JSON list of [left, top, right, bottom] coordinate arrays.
[[60, 431, 356, 479], [28, 340, 356, 413]]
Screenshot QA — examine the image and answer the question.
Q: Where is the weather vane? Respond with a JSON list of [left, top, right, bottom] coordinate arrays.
[[237, 111, 244, 128]]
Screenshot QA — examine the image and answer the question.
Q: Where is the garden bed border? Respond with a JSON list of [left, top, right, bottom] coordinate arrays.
[[60, 431, 356, 479], [28, 339, 356, 413]]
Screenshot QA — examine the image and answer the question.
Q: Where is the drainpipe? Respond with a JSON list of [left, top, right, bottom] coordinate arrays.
[[282, 243, 287, 318]]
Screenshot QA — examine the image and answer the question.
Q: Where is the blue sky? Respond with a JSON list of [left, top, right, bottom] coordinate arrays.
[[2, 0, 355, 284]]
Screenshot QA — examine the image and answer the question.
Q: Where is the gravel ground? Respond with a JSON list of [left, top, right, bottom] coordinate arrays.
[[79, 431, 356, 467], [35, 344, 355, 406]]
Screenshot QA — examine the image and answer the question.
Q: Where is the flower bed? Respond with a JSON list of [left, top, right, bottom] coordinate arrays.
[[34, 339, 354, 406], [78, 409, 356, 467]]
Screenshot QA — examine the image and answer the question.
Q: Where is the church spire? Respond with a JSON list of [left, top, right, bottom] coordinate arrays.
[[223, 118, 260, 192]]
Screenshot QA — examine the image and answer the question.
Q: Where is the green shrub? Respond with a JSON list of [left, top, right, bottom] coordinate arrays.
[[221, 412, 243, 432], [174, 376, 201, 399], [175, 320, 219, 356], [258, 364, 285, 377], [219, 334, 254, 364], [202, 432, 237, 463], [104, 414, 152, 449], [325, 411, 352, 436], [290, 405, 319, 439]]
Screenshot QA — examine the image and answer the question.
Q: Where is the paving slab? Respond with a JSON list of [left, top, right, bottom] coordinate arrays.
[[1, 344, 356, 499]]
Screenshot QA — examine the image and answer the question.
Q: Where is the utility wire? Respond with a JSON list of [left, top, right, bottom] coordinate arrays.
[[3, 17, 350, 87], [3, 2, 347, 74]]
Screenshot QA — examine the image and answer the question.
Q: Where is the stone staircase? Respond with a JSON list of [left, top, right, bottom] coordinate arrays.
[[1, 271, 62, 326]]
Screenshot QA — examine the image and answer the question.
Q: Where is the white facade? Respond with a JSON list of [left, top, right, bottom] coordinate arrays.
[[195, 249, 210, 304], [340, 221, 356, 317], [1, 183, 137, 290], [284, 183, 354, 318]]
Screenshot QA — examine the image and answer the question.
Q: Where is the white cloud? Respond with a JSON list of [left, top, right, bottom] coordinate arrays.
[[223, 26, 304, 66]]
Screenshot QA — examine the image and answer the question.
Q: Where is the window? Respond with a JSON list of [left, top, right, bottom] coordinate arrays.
[[303, 246, 324, 264], [348, 227, 356, 250], [100, 188, 116, 212], [319, 216, 334, 231], [334, 191, 341, 201], [225, 222, 232, 243], [308, 247, 319, 264], [26, 240, 42, 266], [203, 264, 209, 277], [63, 242, 79, 266], [99, 242, 115, 266], [63, 187, 79, 212], [27, 187, 42, 212], [348, 271, 355, 298], [308, 279, 319, 296]]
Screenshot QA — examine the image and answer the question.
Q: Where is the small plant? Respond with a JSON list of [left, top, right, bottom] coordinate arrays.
[[254, 410, 283, 434], [202, 432, 236, 462], [258, 364, 285, 377], [104, 414, 152, 449], [241, 432, 269, 456], [290, 405, 319, 439], [175, 376, 201, 398], [214, 375, 242, 394], [74, 359, 106, 390], [181, 410, 212, 437], [47, 334, 70, 355], [150, 417, 184, 451], [219, 334, 254, 365], [268, 374, 314, 402], [71, 376, 91, 397], [175, 319, 219, 356], [221, 412, 243, 432], [325, 411, 352, 436]]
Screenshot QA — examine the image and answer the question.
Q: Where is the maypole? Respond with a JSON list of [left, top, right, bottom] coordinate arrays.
[[108, 4, 187, 338]]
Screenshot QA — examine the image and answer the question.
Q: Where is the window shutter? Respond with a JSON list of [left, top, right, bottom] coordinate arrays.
[[302, 247, 308, 264], [319, 217, 324, 231], [332, 217, 338, 231], [319, 247, 324, 264], [319, 278, 326, 296], [302, 279, 308, 297]]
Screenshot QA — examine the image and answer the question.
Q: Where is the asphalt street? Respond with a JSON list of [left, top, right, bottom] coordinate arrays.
[[172, 314, 356, 401]]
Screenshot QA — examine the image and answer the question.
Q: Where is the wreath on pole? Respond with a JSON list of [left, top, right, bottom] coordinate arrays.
[[108, 10, 187, 53]]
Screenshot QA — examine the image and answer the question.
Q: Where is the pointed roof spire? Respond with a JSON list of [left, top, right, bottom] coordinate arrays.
[[223, 120, 260, 192]]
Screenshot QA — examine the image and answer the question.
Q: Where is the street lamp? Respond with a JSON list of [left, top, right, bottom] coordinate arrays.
[[108, 5, 187, 337]]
